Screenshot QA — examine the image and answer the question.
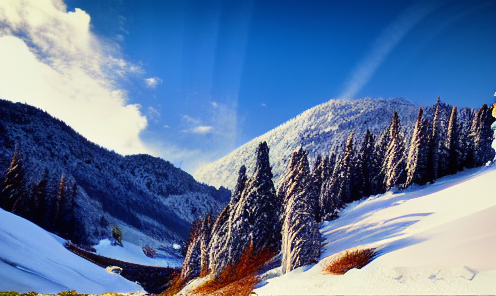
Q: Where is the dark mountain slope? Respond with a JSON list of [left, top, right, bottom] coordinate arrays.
[[0, 99, 230, 246]]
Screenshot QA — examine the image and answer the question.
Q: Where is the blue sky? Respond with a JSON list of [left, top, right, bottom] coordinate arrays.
[[0, 0, 495, 173]]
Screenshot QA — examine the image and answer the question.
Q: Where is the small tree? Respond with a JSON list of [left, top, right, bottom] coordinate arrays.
[[112, 224, 123, 247]]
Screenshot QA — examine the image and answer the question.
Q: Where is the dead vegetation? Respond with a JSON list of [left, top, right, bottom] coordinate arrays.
[[321, 247, 377, 275], [161, 243, 276, 296]]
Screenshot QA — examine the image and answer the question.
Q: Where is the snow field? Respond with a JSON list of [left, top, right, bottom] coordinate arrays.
[[255, 165, 496, 295]]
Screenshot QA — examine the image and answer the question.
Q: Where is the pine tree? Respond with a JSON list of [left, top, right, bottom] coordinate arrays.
[[277, 147, 306, 217], [427, 97, 442, 183], [472, 104, 495, 166], [211, 142, 280, 276], [445, 106, 459, 175], [404, 107, 429, 187], [371, 125, 390, 194], [180, 219, 202, 282], [281, 148, 320, 274], [382, 111, 406, 190], [32, 170, 49, 227], [52, 175, 76, 239], [320, 132, 355, 220], [355, 129, 375, 198], [199, 214, 213, 277], [1, 146, 26, 212], [458, 107, 475, 169]]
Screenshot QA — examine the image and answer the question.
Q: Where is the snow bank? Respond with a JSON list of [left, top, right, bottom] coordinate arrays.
[[255, 166, 496, 295], [0, 209, 143, 294]]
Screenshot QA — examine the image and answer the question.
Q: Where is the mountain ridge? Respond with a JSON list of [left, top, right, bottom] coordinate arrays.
[[194, 97, 419, 189]]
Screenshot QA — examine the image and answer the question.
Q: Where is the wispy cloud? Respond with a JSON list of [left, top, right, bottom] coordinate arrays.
[[0, 0, 150, 155], [147, 106, 160, 123], [144, 76, 163, 88], [190, 126, 214, 134], [181, 114, 201, 124], [339, 1, 442, 101]]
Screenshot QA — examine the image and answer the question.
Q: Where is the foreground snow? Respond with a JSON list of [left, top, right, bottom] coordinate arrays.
[[255, 165, 496, 295], [0, 210, 143, 294]]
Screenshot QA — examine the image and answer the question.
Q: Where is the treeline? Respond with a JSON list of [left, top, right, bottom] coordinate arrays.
[[0, 145, 80, 242], [174, 97, 495, 289]]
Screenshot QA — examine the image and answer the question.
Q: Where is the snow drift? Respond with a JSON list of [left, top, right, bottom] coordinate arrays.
[[254, 165, 496, 295]]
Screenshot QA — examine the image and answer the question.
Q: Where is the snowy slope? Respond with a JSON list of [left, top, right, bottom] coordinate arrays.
[[254, 165, 496, 295], [0, 208, 143, 294], [195, 97, 418, 189]]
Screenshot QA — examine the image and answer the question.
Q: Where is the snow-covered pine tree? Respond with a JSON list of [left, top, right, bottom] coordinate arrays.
[[371, 124, 390, 195], [320, 132, 355, 220], [180, 218, 202, 282], [281, 148, 320, 274], [382, 111, 406, 190], [207, 203, 230, 275], [212, 142, 280, 277], [426, 97, 443, 183], [277, 147, 306, 214], [1, 146, 26, 212], [472, 104, 496, 166], [445, 106, 459, 176], [458, 107, 475, 169], [199, 214, 213, 277], [208, 165, 247, 275], [355, 129, 376, 198], [404, 107, 429, 188]]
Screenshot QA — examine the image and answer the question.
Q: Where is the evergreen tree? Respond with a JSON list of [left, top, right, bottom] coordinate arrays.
[[355, 129, 375, 198], [211, 142, 280, 276], [180, 219, 202, 281], [472, 104, 495, 166], [458, 107, 475, 169], [199, 214, 213, 277], [405, 107, 429, 187], [277, 147, 306, 217], [382, 111, 406, 190], [52, 175, 76, 239], [371, 125, 391, 194], [281, 148, 321, 274], [426, 97, 442, 183], [32, 169, 49, 227], [207, 203, 231, 274], [1, 146, 26, 212], [320, 132, 355, 220], [445, 106, 459, 175]]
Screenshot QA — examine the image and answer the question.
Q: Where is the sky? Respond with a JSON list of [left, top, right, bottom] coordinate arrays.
[[0, 0, 495, 173]]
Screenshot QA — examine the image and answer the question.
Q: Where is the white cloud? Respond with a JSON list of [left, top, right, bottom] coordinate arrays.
[[163, 124, 170, 129], [144, 76, 163, 88], [0, 0, 150, 155], [181, 114, 201, 124], [261, 103, 267, 107], [210, 101, 218, 108], [339, 2, 441, 101], [189, 126, 214, 134]]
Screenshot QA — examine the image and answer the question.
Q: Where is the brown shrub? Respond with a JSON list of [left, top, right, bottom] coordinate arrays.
[[322, 247, 377, 275], [191, 243, 276, 296]]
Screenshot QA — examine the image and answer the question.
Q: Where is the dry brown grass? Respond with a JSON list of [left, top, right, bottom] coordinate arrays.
[[321, 247, 377, 275], [158, 275, 187, 296], [191, 244, 276, 296]]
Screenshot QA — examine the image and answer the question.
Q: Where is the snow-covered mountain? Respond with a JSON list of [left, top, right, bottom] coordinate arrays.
[[255, 165, 496, 295], [195, 97, 419, 189], [0, 99, 230, 247]]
